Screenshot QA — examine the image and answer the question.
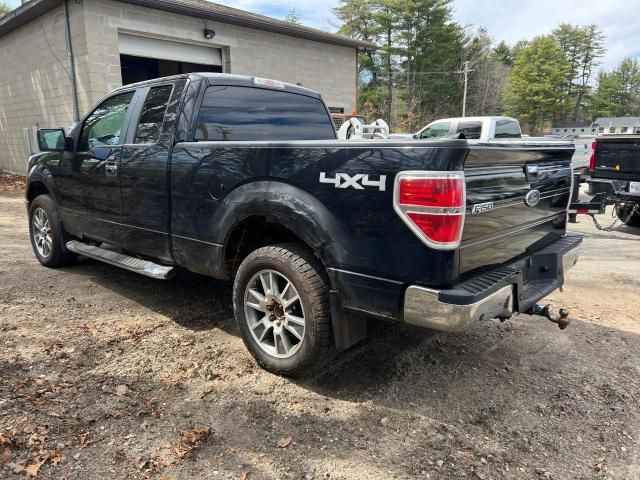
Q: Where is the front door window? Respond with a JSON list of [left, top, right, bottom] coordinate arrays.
[[420, 121, 452, 139], [79, 92, 135, 151]]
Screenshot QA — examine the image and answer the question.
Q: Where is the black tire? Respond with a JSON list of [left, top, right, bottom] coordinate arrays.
[[28, 195, 77, 267], [615, 203, 640, 227], [233, 243, 333, 376]]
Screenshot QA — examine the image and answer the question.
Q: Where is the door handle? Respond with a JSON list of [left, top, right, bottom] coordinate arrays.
[[105, 156, 119, 177], [524, 164, 538, 184]]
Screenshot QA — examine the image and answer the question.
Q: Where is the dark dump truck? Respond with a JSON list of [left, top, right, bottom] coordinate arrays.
[[27, 73, 582, 375], [569, 135, 640, 227]]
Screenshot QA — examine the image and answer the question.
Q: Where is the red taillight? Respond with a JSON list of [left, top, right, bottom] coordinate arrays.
[[589, 140, 597, 172], [394, 172, 466, 249], [407, 212, 464, 244], [399, 177, 464, 207]]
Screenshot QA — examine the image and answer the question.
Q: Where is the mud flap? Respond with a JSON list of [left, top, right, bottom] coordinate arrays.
[[329, 290, 368, 352]]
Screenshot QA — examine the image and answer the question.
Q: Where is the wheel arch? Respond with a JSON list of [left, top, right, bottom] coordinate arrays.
[[216, 180, 347, 276], [26, 167, 57, 203]]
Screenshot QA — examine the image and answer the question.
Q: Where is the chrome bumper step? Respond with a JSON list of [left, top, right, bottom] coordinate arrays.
[[66, 240, 175, 280]]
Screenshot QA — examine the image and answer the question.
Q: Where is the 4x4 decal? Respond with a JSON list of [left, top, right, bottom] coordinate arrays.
[[319, 172, 387, 191]]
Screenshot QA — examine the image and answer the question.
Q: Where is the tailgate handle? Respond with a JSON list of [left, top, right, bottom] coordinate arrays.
[[525, 164, 539, 183]]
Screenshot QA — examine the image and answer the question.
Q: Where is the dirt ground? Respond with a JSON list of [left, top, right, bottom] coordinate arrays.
[[1, 180, 639, 480]]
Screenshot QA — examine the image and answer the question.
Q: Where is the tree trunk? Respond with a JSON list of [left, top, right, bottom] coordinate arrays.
[[386, 26, 393, 129]]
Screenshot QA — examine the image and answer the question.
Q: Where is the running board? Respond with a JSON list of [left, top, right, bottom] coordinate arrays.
[[66, 240, 175, 280]]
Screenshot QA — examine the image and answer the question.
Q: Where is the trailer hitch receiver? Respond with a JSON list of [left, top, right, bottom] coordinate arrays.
[[527, 304, 570, 330]]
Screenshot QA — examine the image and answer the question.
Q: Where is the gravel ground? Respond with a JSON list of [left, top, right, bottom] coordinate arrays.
[[1, 183, 639, 480]]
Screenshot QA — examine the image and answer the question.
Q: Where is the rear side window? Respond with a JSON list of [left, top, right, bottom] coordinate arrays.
[[134, 86, 173, 144], [494, 119, 521, 139], [194, 86, 335, 141], [456, 121, 482, 139]]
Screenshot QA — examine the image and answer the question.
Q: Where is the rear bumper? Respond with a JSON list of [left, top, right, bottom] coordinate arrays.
[[403, 233, 582, 331]]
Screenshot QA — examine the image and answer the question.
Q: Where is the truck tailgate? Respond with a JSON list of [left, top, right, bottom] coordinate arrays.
[[592, 136, 640, 181], [460, 142, 574, 275]]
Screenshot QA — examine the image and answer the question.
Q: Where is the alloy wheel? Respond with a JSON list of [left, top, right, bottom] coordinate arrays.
[[243, 269, 306, 358]]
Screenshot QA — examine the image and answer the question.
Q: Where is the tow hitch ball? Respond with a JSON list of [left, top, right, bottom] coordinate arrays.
[[527, 304, 571, 330]]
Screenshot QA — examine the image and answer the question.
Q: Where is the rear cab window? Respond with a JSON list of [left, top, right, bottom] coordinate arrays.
[[456, 121, 482, 139], [194, 85, 336, 141], [134, 85, 173, 144], [494, 119, 521, 139]]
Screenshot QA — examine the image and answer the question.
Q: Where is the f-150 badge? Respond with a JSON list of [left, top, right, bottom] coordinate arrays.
[[471, 202, 494, 214], [319, 172, 387, 191]]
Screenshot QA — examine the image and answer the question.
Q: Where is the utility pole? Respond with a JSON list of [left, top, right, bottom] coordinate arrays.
[[462, 61, 469, 117]]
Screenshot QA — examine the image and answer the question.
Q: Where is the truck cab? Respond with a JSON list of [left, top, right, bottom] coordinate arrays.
[[414, 116, 522, 143]]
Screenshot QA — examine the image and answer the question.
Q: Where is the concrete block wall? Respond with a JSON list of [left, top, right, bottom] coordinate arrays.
[[83, 0, 357, 110], [0, 2, 92, 174], [0, 0, 357, 174]]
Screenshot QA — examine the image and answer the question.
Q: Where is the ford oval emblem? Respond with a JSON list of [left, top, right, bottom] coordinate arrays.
[[524, 189, 541, 207]]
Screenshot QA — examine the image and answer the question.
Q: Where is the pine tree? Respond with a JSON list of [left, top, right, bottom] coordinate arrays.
[[285, 7, 301, 24], [493, 41, 513, 66], [0, 1, 12, 17], [503, 35, 570, 134], [552, 24, 605, 121], [591, 58, 640, 118], [463, 29, 511, 116]]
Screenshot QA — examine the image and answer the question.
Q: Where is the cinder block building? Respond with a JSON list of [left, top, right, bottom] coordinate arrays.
[[0, 0, 369, 173]]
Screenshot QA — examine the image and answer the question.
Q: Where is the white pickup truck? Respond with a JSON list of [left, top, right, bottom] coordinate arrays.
[[413, 116, 522, 142]]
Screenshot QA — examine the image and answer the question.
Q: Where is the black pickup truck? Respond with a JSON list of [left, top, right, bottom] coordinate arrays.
[[569, 136, 640, 227], [27, 73, 582, 375]]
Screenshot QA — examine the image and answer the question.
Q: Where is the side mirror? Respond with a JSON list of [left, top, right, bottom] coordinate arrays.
[[412, 133, 418, 139], [37, 128, 71, 152]]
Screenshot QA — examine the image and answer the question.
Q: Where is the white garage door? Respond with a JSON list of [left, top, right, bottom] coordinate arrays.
[[118, 33, 222, 66]]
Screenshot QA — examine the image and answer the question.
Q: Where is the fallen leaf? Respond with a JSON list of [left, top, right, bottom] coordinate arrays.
[[473, 468, 486, 480], [180, 426, 210, 445], [115, 385, 130, 396], [200, 387, 214, 399], [49, 451, 63, 466], [0, 446, 13, 463], [276, 436, 292, 448], [170, 442, 193, 460], [8, 459, 27, 474], [240, 471, 250, 480], [25, 455, 48, 477]]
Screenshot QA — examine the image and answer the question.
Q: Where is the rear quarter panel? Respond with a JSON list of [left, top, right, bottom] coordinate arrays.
[[169, 140, 469, 288]]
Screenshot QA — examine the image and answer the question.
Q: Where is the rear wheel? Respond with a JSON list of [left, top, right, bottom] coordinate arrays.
[[233, 243, 333, 376], [615, 203, 640, 227], [28, 195, 77, 267]]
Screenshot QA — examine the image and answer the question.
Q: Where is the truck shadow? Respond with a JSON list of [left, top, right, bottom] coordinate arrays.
[[62, 257, 439, 383], [60, 256, 640, 422], [610, 225, 640, 236], [65, 257, 236, 333]]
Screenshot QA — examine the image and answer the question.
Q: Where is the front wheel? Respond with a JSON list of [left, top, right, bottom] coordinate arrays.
[[233, 244, 333, 376], [28, 195, 77, 267]]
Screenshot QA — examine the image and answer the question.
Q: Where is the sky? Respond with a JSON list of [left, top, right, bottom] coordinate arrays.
[[6, 0, 639, 70], [212, 0, 640, 71]]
